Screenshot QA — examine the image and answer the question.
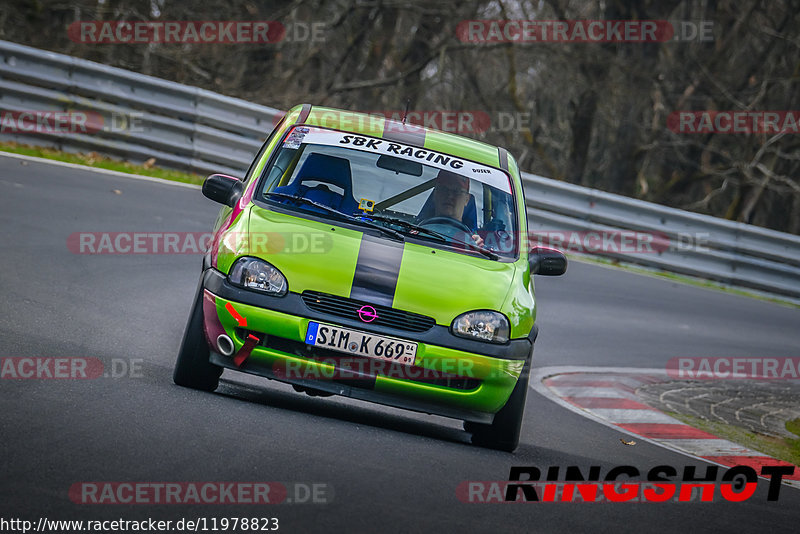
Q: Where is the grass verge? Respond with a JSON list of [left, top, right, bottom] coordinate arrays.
[[0, 141, 203, 185], [664, 412, 800, 467]]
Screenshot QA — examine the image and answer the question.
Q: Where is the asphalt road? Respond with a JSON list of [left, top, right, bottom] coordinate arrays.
[[1, 153, 799, 533]]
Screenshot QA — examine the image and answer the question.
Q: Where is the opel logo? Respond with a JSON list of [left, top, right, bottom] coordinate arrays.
[[357, 305, 378, 323]]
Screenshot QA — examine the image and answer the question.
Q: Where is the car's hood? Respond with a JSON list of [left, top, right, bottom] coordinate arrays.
[[247, 206, 517, 324]]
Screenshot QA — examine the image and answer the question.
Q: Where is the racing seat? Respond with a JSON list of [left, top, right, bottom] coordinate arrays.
[[416, 191, 478, 232], [273, 153, 359, 214]]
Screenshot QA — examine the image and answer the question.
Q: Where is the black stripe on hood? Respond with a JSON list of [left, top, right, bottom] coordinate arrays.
[[349, 234, 404, 306]]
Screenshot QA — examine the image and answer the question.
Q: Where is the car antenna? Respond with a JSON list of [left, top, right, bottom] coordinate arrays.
[[401, 99, 411, 124]]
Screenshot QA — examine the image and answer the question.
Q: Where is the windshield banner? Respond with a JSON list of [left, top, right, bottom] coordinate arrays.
[[284, 127, 512, 193]]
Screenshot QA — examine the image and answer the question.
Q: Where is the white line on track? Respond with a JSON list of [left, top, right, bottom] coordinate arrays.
[[587, 408, 677, 424], [0, 151, 201, 189], [530, 366, 684, 449], [529, 365, 800, 489]]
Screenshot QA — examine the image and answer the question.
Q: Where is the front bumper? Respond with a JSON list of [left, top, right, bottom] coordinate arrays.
[[201, 268, 531, 423]]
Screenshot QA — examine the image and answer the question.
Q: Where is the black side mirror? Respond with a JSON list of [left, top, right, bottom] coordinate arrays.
[[529, 246, 567, 276], [202, 174, 244, 207]]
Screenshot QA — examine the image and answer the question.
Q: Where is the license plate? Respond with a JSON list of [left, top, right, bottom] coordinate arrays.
[[305, 322, 417, 365]]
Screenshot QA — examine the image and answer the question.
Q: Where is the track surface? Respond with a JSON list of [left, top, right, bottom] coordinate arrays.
[[1, 154, 799, 532]]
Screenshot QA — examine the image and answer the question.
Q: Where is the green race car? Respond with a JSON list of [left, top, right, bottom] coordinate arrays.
[[173, 104, 566, 451]]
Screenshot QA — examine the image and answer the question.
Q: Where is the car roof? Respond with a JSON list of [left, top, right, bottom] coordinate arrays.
[[283, 104, 512, 172]]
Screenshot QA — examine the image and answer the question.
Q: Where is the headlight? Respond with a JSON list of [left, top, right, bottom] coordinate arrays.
[[451, 311, 510, 344], [228, 257, 288, 296]]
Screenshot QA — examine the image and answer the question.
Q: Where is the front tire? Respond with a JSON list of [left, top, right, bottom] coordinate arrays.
[[467, 354, 531, 452], [173, 277, 222, 391]]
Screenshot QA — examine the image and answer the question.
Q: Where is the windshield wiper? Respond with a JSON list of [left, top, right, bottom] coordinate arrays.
[[263, 192, 404, 241], [365, 214, 499, 260]]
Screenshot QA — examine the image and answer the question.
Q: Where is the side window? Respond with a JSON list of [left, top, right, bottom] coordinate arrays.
[[262, 147, 301, 193], [243, 115, 287, 182]]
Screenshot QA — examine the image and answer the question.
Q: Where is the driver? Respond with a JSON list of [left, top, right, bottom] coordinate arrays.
[[430, 170, 484, 247]]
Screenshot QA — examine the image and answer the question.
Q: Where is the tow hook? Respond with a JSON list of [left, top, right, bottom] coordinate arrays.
[[233, 333, 262, 367]]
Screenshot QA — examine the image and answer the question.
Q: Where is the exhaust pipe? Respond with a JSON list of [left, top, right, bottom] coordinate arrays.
[[216, 334, 235, 357]]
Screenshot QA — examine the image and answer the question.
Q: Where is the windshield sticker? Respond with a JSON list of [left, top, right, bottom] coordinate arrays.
[[283, 126, 309, 149], [292, 127, 512, 193]]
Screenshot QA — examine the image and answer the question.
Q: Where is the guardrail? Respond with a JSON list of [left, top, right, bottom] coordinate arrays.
[[0, 40, 281, 176], [1, 39, 799, 300], [522, 177, 800, 300]]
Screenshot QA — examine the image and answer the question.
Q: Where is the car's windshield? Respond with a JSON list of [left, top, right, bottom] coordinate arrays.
[[258, 126, 518, 259]]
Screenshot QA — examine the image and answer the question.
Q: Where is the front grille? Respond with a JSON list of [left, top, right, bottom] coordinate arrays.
[[301, 291, 436, 333], [233, 328, 480, 391]]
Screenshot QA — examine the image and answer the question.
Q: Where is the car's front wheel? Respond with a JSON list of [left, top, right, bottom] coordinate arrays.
[[173, 277, 223, 391], [466, 354, 531, 452]]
